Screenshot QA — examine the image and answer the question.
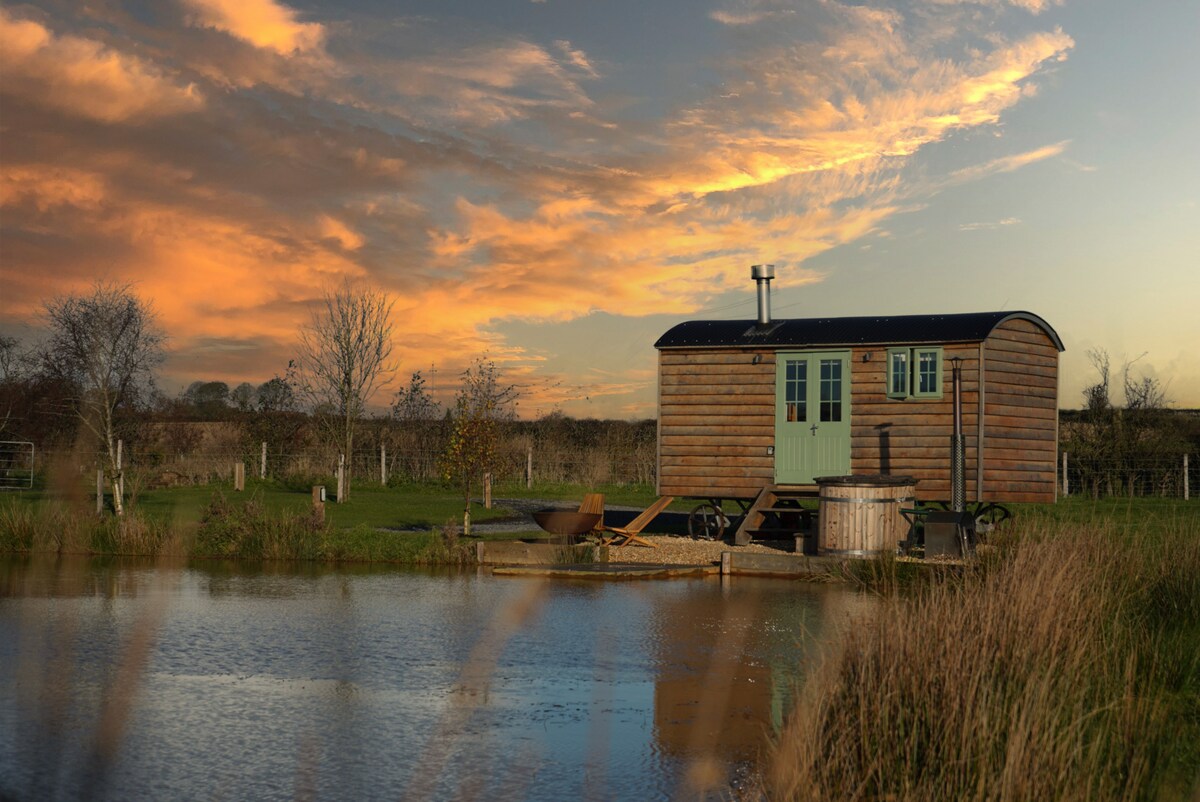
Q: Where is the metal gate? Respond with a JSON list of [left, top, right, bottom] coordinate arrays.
[[0, 441, 35, 490]]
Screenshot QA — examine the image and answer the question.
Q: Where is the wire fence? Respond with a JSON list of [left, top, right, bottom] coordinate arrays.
[[1059, 453, 1194, 500], [23, 441, 659, 492], [13, 443, 1196, 501]]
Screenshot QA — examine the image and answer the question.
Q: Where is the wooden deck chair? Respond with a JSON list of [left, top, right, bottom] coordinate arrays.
[[578, 493, 604, 537], [600, 496, 674, 548]]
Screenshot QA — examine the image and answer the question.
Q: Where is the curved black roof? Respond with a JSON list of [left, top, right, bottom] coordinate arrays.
[[655, 311, 1064, 351]]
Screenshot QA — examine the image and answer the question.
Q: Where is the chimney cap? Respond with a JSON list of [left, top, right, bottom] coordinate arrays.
[[751, 264, 775, 281]]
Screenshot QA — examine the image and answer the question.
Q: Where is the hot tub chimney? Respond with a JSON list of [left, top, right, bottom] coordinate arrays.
[[751, 264, 775, 327]]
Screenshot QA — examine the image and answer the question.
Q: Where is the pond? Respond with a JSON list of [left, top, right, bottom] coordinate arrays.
[[0, 557, 872, 801]]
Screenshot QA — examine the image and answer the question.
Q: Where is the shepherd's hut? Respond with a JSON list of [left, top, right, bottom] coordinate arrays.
[[654, 266, 1064, 542]]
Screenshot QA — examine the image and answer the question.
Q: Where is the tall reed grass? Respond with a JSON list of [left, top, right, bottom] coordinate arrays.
[[0, 503, 173, 556], [764, 519, 1200, 801]]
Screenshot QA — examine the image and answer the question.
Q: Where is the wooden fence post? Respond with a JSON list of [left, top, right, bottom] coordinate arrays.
[[260, 442, 267, 480], [526, 445, 533, 490], [1062, 451, 1069, 497], [337, 454, 345, 503], [381, 444, 387, 486], [116, 439, 124, 504], [312, 485, 326, 524], [484, 471, 492, 509], [96, 469, 104, 515], [1185, 454, 1190, 501], [234, 462, 245, 491]]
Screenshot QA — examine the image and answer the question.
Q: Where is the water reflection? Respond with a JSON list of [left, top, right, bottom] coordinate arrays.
[[0, 558, 872, 801]]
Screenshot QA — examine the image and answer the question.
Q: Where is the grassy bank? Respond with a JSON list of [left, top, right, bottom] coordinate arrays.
[[764, 514, 1200, 801], [0, 476, 584, 563]]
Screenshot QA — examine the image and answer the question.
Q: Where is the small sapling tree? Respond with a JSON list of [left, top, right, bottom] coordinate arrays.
[[441, 358, 518, 532], [391, 369, 443, 481]]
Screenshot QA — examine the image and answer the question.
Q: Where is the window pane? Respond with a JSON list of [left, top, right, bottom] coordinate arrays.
[[785, 360, 806, 422], [890, 351, 908, 395], [918, 351, 938, 394], [819, 359, 842, 421]]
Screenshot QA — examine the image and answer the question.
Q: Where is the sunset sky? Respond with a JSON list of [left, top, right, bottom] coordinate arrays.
[[1, 0, 1197, 418]]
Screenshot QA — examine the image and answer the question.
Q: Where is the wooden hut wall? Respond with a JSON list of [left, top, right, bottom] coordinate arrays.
[[849, 342, 981, 500], [981, 318, 1059, 503], [658, 349, 776, 497]]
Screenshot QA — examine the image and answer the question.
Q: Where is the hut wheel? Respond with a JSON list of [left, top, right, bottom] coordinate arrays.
[[973, 503, 1012, 536], [688, 502, 727, 540]]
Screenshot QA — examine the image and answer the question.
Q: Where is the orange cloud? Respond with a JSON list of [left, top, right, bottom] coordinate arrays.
[[182, 0, 325, 55], [0, 9, 202, 123]]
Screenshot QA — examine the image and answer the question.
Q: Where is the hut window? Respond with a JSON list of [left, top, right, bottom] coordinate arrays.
[[819, 359, 843, 422], [913, 347, 943, 398], [784, 359, 807, 422], [886, 349, 909, 398], [886, 346, 944, 400]]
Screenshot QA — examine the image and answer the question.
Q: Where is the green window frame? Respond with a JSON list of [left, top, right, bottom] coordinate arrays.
[[912, 347, 943, 398], [884, 346, 944, 399], [886, 348, 909, 399]]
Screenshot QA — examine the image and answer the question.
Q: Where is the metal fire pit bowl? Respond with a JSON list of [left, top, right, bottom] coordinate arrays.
[[532, 510, 602, 536]]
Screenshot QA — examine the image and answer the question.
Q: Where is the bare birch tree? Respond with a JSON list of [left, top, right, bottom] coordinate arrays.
[[296, 282, 396, 499], [42, 281, 165, 516]]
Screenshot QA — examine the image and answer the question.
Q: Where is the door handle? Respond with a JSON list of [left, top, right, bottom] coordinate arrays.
[[810, 424, 819, 436]]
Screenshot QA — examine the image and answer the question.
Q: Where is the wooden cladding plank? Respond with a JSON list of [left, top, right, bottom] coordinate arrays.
[[660, 402, 774, 417], [665, 455, 773, 469], [659, 424, 774, 437], [661, 444, 775, 457], [660, 466, 776, 479], [987, 384, 1058, 401], [661, 361, 774, 375], [982, 340, 1058, 366], [985, 347, 1057, 367], [987, 326, 1055, 348], [661, 351, 773, 366], [660, 474, 774, 487], [849, 413, 978, 428], [849, 446, 981, 461], [852, 394, 981, 409], [979, 364, 1056, 384], [985, 402, 1056, 420], [659, 483, 761, 498], [660, 434, 774, 447], [981, 444, 1057, 458], [981, 415, 1056, 432], [980, 478, 1056, 494], [992, 317, 1051, 336], [852, 402, 980, 418], [661, 371, 775, 386], [999, 492, 1057, 503], [658, 387, 775, 401], [662, 396, 772, 410], [660, 413, 774, 427]]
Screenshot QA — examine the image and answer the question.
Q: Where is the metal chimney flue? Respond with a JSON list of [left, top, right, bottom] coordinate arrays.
[[751, 264, 775, 327]]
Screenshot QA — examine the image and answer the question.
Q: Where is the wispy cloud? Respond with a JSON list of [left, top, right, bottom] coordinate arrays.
[[926, 0, 1062, 14], [959, 217, 1021, 231], [948, 140, 1070, 184]]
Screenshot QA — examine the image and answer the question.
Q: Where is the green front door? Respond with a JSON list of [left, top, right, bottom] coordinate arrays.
[[775, 351, 851, 484]]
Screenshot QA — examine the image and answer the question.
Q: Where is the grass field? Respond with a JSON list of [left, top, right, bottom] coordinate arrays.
[[764, 504, 1200, 801]]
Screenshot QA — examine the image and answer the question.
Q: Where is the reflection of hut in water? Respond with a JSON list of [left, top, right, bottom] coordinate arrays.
[[651, 582, 875, 762]]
